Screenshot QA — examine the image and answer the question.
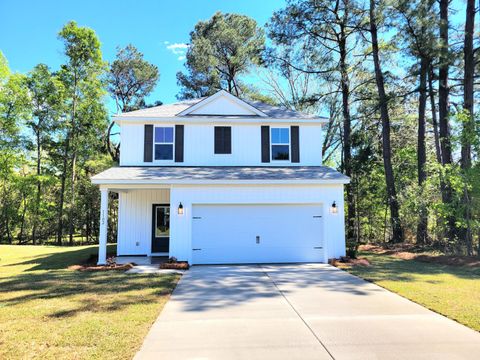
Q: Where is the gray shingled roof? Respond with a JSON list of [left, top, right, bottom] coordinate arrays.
[[116, 98, 201, 118], [91, 166, 349, 184], [115, 97, 324, 120]]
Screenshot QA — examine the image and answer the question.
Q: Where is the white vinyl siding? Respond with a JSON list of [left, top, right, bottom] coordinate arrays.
[[119, 123, 323, 166]]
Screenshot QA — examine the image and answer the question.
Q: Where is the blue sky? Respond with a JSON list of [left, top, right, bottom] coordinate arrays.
[[0, 0, 285, 113]]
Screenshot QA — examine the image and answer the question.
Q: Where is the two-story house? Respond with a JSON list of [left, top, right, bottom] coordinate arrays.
[[91, 90, 349, 265]]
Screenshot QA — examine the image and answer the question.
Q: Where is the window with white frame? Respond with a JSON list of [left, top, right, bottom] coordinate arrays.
[[154, 127, 174, 160], [271, 127, 290, 161]]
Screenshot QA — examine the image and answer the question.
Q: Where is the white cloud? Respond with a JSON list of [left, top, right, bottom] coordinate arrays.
[[165, 42, 189, 61]]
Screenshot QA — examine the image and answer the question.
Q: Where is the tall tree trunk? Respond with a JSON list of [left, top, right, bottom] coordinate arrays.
[[460, 0, 475, 255], [438, 0, 457, 243], [69, 151, 76, 245], [2, 184, 12, 244], [428, 66, 442, 164], [461, 0, 475, 170], [68, 75, 78, 245], [428, 65, 446, 244], [438, 0, 452, 166], [18, 189, 27, 243], [57, 137, 69, 245], [417, 57, 428, 244], [369, 0, 403, 243], [32, 130, 41, 245], [339, 21, 357, 253]]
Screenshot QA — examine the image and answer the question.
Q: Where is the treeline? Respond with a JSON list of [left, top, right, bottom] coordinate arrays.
[[1, 0, 479, 256], [0, 22, 159, 245]]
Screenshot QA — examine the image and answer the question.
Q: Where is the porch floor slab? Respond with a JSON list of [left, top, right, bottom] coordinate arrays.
[[116, 256, 168, 265], [125, 265, 184, 275]]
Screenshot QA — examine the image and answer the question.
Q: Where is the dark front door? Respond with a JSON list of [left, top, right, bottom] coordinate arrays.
[[152, 204, 170, 253]]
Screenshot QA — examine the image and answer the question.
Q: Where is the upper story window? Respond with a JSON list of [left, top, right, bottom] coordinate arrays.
[[271, 127, 290, 161], [214, 126, 232, 154], [154, 127, 174, 160]]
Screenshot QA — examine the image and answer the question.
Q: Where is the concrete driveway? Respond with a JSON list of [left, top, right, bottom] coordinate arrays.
[[135, 264, 480, 359]]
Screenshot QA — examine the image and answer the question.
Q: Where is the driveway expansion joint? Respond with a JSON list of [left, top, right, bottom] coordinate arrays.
[[258, 265, 335, 360]]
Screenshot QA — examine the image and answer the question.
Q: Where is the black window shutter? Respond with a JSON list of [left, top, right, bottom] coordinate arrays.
[[175, 125, 184, 162], [291, 126, 300, 163], [214, 127, 222, 153], [144, 124, 153, 162], [225, 127, 231, 154], [214, 126, 231, 154], [261, 126, 270, 163]]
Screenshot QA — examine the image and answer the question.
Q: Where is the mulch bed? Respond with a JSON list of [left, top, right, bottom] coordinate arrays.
[[329, 256, 371, 267], [69, 253, 135, 271], [68, 263, 134, 271], [160, 262, 190, 270], [360, 244, 480, 268]]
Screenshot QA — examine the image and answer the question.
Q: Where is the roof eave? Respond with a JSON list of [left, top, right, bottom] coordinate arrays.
[[113, 116, 329, 124], [91, 178, 350, 186]]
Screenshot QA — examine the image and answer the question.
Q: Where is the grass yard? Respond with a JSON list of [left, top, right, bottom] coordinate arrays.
[[0, 245, 179, 360], [340, 251, 480, 332]]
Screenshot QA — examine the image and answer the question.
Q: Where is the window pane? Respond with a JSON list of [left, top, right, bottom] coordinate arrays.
[[155, 127, 174, 143], [280, 128, 289, 143], [155, 144, 173, 160], [271, 128, 289, 144], [272, 145, 290, 160], [164, 127, 174, 142], [271, 128, 280, 144], [155, 207, 170, 237], [155, 127, 165, 142]]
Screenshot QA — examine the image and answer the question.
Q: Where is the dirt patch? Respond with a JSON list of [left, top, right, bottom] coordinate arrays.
[[360, 244, 480, 268], [414, 255, 480, 267]]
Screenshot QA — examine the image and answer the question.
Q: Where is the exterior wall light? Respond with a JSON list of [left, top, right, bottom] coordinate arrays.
[[330, 201, 338, 215], [178, 202, 184, 215]]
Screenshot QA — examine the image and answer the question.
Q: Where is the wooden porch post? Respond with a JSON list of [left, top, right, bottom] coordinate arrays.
[[98, 188, 109, 265]]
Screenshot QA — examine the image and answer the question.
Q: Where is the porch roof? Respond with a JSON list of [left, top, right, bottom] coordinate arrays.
[[91, 166, 350, 185]]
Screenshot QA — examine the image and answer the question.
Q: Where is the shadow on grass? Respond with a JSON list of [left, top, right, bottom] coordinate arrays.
[[0, 269, 178, 317], [4, 244, 117, 271], [0, 244, 178, 318]]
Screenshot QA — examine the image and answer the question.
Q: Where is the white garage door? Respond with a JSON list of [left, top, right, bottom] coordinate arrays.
[[191, 204, 324, 264]]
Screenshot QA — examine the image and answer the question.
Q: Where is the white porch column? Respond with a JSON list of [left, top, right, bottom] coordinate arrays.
[[98, 188, 109, 265]]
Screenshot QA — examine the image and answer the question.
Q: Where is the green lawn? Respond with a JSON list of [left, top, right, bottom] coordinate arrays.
[[341, 251, 480, 332], [0, 245, 179, 360]]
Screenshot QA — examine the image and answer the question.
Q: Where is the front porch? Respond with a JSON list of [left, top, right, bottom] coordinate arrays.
[[97, 186, 173, 265]]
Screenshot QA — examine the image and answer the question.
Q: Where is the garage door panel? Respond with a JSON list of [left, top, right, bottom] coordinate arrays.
[[192, 204, 324, 264]]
